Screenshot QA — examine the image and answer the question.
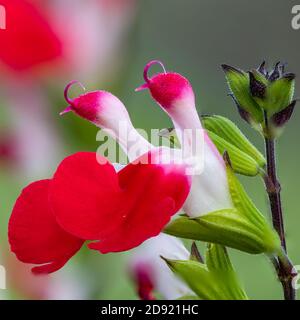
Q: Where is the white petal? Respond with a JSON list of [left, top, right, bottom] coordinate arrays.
[[130, 234, 193, 300]]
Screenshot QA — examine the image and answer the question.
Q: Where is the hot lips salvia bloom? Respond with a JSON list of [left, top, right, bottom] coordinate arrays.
[[8, 86, 191, 273], [136, 60, 233, 217]]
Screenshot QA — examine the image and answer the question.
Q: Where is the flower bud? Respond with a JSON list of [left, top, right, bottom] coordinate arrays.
[[163, 244, 248, 300], [201, 115, 266, 174], [223, 62, 297, 126]]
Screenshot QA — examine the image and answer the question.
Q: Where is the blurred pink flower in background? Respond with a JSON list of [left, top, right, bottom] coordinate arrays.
[[0, 0, 137, 299], [0, 251, 89, 299], [0, 0, 136, 176], [0, 0, 136, 78]]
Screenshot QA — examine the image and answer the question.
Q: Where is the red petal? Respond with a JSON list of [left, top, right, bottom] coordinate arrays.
[[50, 152, 124, 240], [89, 151, 191, 253], [88, 197, 175, 253], [8, 180, 83, 274], [0, 0, 62, 71]]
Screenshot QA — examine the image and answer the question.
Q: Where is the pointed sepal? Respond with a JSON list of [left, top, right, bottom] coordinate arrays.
[[205, 244, 248, 300], [265, 72, 295, 115], [269, 100, 297, 137], [221, 64, 264, 123], [190, 242, 204, 263]]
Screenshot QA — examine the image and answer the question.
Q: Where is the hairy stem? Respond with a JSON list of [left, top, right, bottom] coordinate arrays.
[[264, 114, 296, 300], [264, 137, 286, 249]]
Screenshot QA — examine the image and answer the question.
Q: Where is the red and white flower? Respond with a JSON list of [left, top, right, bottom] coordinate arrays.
[[8, 84, 191, 273], [60, 87, 193, 299], [137, 60, 233, 217]]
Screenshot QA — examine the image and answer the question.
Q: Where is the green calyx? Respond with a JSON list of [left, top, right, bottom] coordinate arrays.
[[250, 68, 295, 116], [202, 115, 266, 175], [164, 154, 280, 255], [222, 64, 264, 123], [163, 244, 248, 300]]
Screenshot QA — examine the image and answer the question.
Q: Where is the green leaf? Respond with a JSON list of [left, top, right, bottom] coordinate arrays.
[[201, 115, 266, 167]]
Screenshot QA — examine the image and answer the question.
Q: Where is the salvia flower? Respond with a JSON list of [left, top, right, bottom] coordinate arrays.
[[137, 60, 233, 217], [59, 83, 192, 253], [9, 84, 192, 273], [138, 60, 280, 255], [61, 90, 194, 299]]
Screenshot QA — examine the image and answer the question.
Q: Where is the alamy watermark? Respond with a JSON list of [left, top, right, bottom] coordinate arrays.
[[0, 5, 6, 30], [292, 5, 300, 30], [95, 122, 205, 176]]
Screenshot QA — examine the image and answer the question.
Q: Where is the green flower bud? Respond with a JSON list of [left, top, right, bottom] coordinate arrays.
[[222, 62, 297, 126], [202, 115, 266, 170], [163, 244, 248, 300]]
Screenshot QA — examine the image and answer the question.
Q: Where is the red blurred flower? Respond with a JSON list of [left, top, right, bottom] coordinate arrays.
[[0, 0, 62, 71]]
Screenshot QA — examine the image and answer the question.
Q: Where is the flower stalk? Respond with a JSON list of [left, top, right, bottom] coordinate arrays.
[[263, 112, 296, 300]]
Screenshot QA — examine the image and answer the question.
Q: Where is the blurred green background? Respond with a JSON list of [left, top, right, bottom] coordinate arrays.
[[1, 0, 300, 299]]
